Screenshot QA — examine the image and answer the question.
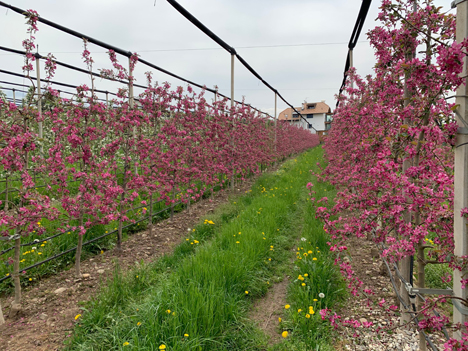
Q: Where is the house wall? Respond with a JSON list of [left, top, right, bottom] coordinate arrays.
[[278, 102, 331, 134]]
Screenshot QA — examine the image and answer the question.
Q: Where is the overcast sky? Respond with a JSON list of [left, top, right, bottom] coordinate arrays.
[[0, 0, 455, 116]]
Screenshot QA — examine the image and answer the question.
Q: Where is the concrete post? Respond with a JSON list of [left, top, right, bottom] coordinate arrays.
[[35, 55, 43, 153], [453, 0, 468, 341]]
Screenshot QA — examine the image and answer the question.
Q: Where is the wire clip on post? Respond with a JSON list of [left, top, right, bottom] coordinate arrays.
[[453, 298, 468, 316], [453, 0, 468, 8], [405, 284, 454, 296]]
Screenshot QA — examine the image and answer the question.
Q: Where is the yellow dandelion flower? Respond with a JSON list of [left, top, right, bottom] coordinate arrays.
[[301, 283, 306, 286], [236, 241, 240, 244], [245, 291, 249, 294], [304, 273, 308, 277], [184, 333, 189, 337], [166, 309, 171, 314], [137, 322, 141, 326], [123, 342, 130, 346], [29, 278, 32, 281], [159, 345, 166, 350], [298, 309, 302, 313], [285, 304, 290, 309], [313, 257, 317, 261], [313, 299, 318, 302], [75, 314, 81, 320], [278, 317, 282, 322], [306, 314, 311, 318], [298, 275, 304, 281], [282, 331, 288, 338]]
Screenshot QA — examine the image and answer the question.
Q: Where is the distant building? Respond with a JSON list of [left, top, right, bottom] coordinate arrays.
[[278, 101, 332, 139]]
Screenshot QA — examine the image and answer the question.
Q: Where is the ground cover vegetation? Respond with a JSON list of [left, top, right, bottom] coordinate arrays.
[[0, 10, 319, 324], [65, 147, 345, 351], [315, 0, 468, 349]]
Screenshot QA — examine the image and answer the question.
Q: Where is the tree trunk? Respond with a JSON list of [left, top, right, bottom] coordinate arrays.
[[0, 298, 5, 325], [148, 193, 153, 236], [10, 236, 22, 317], [75, 216, 84, 278], [4, 176, 8, 211]]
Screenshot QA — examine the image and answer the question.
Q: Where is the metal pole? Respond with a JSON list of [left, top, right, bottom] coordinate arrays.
[[35, 55, 43, 154], [453, 0, 468, 341], [349, 49, 354, 89]]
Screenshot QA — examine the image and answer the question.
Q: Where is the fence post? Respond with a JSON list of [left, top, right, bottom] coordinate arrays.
[[230, 53, 235, 190], [399, 0, 418, 327], [274, 92, 277, 160], [453, 0, 468, 341], [129, 57, 138, 176], [35, 54, 44, 154]]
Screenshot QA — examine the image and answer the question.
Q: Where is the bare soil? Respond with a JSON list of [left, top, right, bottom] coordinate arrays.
[[333, 235, 448, 350], [0, 179, 258, 351], [250, 277, 290, 344]]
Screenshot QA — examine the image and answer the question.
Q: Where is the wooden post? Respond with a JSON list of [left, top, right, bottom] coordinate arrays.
[[35, 55, 43, 154], [453, 0, 468, 341]]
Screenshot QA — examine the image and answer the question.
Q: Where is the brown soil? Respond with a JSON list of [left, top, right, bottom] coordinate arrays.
[[250, 277, 290, 344], [0, 179, 258, 351], [333, 235, 448, 349]]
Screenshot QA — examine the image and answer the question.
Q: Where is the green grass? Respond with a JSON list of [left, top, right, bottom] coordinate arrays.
[[65, 149, 330, 351], [269, 148, 347, 351], [0, 195, 173, 293]]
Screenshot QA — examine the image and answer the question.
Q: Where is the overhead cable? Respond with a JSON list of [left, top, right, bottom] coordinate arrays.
[[165, 0, 317, 131], [0, 1, 271, 117]]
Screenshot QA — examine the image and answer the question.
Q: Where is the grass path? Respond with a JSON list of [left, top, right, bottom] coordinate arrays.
[[66, 147, 344, 351]]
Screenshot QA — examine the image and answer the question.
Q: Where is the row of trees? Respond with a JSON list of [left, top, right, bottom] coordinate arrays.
[[316, 0, 468, 349], [0, 10, 319, 324]]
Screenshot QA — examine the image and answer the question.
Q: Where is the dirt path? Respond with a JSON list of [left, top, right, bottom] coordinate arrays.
[[250, 277, 289, 344], [0, 180, 257, 351], [333, 236, 448, 350]]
